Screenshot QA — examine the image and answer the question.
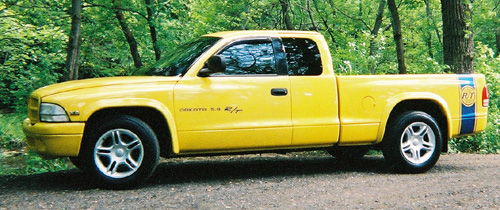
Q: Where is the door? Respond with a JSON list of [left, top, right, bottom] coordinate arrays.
[[281, 37, 340, 146], [174, 38, 292, 153]]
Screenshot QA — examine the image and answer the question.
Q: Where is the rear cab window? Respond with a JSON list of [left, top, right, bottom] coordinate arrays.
[[282, 38, 323, 76]]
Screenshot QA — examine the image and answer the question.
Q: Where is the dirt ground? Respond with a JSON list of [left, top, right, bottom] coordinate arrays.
[[0, 153, 499, 209]]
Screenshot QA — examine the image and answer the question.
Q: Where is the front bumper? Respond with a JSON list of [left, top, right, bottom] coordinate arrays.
[[23, 118, 85, 158]]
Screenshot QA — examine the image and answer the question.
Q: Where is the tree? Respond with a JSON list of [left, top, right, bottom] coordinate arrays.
[[306, 0, 319, 31], [423, 0, 442, 59], [423, 0, 442, 46], [311, 0, 336, 43], [145, 0, 161, 61], [280, 0, 294, 30], [112, 0, 143, 69], [440, 0, 474, 73], [65, 0, 82, 81], [496, 28, 500, 57], [496, 4, 500, 56], [368, 0, 386, 73], [388, 0, 407, 74]]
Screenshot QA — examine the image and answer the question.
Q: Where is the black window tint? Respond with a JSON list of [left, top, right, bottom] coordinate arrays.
[[218, 41, 276, 75], [282, 38, 322, 75]]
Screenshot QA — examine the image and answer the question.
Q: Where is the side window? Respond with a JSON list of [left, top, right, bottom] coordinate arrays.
[[282, 38, 322, 76], [218, 41, 276, 75]]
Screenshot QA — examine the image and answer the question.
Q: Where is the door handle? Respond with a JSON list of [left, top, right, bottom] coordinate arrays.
[[271, 88, 288, 96]]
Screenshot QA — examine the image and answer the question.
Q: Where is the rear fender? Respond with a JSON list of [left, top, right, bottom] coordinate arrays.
[[377, 92, 452, 143]]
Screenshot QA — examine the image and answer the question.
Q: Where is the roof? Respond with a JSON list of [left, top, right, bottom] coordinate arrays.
[[203, 30, 322, 38]]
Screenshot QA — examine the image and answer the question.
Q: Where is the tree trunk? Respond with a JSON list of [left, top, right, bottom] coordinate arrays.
[[423, 0, 440, 59], [425, 33, 434, 59], [306, 0, 318, 31], [145, 0, 161, 61], [495, 28, 500, 57], [312, 0, 336, 44], [280, 0, 294, 30], [65, 0, 82, 81], [387, 0, 407, 74], [368, 0, 385, 74], [440, 0, 474, 73], [424, 0, 442, 46], [113, 0, 142, 69]]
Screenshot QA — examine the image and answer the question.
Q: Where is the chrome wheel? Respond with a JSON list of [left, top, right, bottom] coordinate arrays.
[[400, 122, 436, 164], [94, 129, 144, 179]]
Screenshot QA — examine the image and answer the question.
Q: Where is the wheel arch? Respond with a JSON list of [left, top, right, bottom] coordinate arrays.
[[82, 104, 179, 157], [377, 96, 451, 152]]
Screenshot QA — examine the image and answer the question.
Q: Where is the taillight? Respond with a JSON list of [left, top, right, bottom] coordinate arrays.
[[482, 85, 489, 107]]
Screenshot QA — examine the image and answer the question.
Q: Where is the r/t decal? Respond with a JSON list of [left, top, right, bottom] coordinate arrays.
[[225, 106, 243, 114], [460, 85, 476, 107]]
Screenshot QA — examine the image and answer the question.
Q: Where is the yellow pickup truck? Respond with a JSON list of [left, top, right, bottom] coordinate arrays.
[[23, 31, 489, 189]]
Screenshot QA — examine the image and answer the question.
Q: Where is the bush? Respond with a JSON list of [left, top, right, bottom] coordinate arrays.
[[0, 14, 65, 111], [0, 112, 26, 150]]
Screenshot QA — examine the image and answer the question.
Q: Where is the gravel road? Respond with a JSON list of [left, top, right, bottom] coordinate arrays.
[[1, 153, 499, 209]]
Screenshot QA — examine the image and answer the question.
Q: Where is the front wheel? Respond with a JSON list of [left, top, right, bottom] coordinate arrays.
[[382, 111, 442, 173], [81, 115, 159, 189]]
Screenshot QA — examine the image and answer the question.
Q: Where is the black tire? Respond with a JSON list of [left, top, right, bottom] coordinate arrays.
[[80, 115, 159, 189], [382, 111, 442, 173], [326, 146, 370, 160]]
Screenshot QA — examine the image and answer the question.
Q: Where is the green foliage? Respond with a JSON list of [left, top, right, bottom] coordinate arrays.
[[0, 5, 65, 110], [0, 112, 26, 150], [22, 152, 74, 175], [450, 42, 500, 154], [0, 151, 74, 176]]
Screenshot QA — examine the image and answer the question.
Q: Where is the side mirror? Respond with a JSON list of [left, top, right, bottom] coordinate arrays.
[[198, 55, 226, 77]]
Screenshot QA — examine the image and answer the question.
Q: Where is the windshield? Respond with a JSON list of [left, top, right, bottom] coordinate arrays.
[[142, 37, 220, 76]]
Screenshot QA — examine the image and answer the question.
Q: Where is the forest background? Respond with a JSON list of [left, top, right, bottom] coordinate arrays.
[[1, 0, 499, 174]]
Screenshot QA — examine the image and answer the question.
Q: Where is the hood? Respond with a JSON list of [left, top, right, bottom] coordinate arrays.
[[32, 76, 180, 98]]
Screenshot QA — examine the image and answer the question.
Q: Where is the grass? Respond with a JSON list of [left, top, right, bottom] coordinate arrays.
[[0, 112, 74, 175], [0, 112, 26, 150], [1, 151, 74, 175]]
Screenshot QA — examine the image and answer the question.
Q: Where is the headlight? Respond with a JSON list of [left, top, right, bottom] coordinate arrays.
[[40, 103, 70, 122]]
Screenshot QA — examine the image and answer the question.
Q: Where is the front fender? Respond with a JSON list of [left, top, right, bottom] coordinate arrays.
[[81, 98, 180, 154]]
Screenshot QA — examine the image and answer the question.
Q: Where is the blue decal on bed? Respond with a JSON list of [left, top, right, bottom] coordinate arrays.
[[458, 75, 476, 135]]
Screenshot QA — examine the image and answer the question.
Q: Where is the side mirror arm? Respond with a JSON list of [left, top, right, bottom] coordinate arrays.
[[197, 68, 213, 77]]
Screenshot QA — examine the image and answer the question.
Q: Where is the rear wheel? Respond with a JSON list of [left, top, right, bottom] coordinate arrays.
[[81, 115, 159, 189], [382, 111, 442, 173]]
